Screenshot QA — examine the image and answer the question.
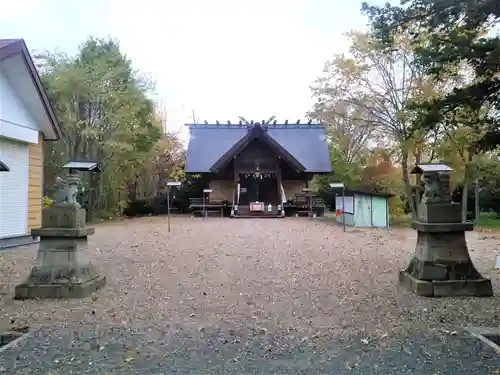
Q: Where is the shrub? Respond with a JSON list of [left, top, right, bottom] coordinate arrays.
[[123, 199, 152, 217], [43, 196, 53, 208]]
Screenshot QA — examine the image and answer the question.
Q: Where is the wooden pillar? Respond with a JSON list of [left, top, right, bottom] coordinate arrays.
[[276, 160, 282, 204], [305, 176, 312, 216], [234, 156, 239, 205], [305, 176, 310, 200]]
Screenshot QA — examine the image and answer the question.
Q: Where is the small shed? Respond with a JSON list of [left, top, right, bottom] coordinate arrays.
[[335, 189, 393, 228]]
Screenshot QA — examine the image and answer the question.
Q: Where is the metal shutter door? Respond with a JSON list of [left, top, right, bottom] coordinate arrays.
[[0, 138, 29, 238]]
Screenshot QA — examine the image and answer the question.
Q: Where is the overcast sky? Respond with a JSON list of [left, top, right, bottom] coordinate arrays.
[[0, 0, 387, 142]]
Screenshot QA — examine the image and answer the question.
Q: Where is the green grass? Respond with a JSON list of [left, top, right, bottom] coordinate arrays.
[[474, 212, 500, 229], [391, 212, 500, 230], [390, 214, 412, 228]]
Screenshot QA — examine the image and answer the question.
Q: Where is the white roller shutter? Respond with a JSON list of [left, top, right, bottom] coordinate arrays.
[[0, 137, 29, 238]]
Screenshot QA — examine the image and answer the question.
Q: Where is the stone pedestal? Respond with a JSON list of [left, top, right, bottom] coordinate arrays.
[[14, 206, 106, 299], [400, 200, 493, 297]]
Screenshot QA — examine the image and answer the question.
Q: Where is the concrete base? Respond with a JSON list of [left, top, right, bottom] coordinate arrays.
[[399, 270, 434, 296], [399, 270, 493, 297], [14, 275, 106, 299], [13, 235, 106, 300]]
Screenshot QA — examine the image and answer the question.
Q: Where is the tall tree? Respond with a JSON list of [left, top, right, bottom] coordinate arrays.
[[312, 31, 437, 218], [39, 37, 161, 216], [310, 100, 373, 164], [362, 0, 500, 150]]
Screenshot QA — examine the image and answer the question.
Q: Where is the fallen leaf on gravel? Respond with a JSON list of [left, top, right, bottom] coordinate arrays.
[[0, 217, 499, 372], [345, 361, 357, 369], [124, 357, 135, 363], [450, 331, 457, 335], [11, 326, 29, 333], [361, 339, 369, 344], [311, 331, 322, 339]]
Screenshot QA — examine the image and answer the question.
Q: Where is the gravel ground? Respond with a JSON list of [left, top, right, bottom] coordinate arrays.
[[0, 216, 499, 374]]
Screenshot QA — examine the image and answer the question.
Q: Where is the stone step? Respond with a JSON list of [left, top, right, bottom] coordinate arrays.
[[234, 204, 281, 218]]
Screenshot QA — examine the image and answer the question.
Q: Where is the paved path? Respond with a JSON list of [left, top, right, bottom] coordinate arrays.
[[0, 216, 499, 374]]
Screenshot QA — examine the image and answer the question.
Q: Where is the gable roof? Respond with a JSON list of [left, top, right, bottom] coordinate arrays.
[[210, 124, 305, 173], [185, 123, 332, 173], [0, 39, 62, 140]]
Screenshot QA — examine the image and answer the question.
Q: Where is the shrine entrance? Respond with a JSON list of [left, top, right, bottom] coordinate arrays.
[[239, 173, 278, 205]]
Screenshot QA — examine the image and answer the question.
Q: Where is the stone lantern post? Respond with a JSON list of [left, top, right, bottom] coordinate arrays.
[[399, 163, 493, 297], [14, 162, 106, 299]]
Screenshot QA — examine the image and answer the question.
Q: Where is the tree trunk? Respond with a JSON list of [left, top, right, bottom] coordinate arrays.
[[402, 153, 417, 220], [461, 152, 473, 222], [127, 178, 138, 201]]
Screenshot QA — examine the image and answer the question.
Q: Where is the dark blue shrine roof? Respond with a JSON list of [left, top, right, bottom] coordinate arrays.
[[184, 123, 332, 173]]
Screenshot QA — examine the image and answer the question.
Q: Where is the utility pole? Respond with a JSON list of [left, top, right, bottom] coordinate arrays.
[[475, 178, 480, 222]]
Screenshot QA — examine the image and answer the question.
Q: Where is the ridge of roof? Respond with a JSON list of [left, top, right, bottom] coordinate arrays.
[[186, 123, 326, 129], [0, 39, 23, 49]]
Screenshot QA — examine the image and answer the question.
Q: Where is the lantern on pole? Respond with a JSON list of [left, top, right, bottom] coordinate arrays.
[[166, 181, 182, 232], [62, 162, 103, 220], [203, 189, 213, 219]]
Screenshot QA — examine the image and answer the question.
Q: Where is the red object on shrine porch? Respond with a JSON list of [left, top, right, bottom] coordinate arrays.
[[335, 209, 343, 217], [250, 202, 265, 212]]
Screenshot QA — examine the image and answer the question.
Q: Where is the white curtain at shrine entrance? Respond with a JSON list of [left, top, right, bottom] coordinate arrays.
[[280, 183, 286, 203]]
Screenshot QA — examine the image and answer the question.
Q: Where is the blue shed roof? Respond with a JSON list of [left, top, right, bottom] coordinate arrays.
[[184, 123, 332, 173]]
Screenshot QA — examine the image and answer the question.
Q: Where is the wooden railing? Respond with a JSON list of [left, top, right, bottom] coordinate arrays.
[[188, 198, 227, 217], [292, 194, 325, 207]]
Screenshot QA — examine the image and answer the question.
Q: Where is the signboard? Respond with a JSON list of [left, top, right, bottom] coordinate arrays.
[[335, 196, 354, 214], [167, 181, 182, 187], [329, 182, 345, 189]]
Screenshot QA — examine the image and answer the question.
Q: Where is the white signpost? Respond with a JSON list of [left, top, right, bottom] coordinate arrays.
[[330, 182, 346, 232], [203, 189, 213, 219], [166, 181, 182, 232]]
